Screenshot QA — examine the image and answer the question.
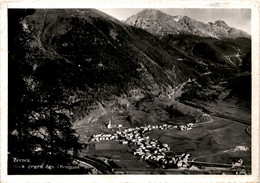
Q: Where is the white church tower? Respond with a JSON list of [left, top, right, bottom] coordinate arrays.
[[107, 120, 112, 129]]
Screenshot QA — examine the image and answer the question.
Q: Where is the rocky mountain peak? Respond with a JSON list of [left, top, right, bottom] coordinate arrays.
[[214, 20, 229, 29], [125, 9, 250, 39], [139, 9, 165, 16], [131, 8, 169, 21]]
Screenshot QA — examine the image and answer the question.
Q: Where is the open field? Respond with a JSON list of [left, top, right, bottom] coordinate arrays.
[[80, 141, 152, 171], [182, 98, 251, 167]]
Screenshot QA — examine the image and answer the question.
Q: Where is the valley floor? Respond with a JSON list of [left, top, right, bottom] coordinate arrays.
[[73, 83, 251, 175]]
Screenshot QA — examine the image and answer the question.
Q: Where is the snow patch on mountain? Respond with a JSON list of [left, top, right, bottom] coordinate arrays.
[[173, 16, 184, 22]]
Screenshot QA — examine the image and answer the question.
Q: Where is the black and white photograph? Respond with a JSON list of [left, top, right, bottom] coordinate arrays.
[[1, 1, 259, 182]]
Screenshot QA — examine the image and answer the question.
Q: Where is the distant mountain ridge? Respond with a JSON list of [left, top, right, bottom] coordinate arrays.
[[125, 9, 250, 39]]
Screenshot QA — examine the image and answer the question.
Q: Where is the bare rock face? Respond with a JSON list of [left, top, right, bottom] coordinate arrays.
[[125, 9, 250, 39], [214, 20, 229, 29]]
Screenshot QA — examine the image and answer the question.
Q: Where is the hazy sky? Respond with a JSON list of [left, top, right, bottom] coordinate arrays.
[[98, 8, 251, 34]]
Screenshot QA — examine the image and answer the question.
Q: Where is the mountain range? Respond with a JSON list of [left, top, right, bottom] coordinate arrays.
[[125, 9, 250, 39], [8, 8, 251, 174], [9, 8, 251, 119]]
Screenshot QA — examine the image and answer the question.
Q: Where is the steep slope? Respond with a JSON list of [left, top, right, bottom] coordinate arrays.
[[161, 34, 251, 67], [14, 9, 245, 111], [125, 9, 250, 39], [11, 9, 211, 122]]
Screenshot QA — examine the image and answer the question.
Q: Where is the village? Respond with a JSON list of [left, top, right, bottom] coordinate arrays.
[[90, 121, 195, 169], [87, 111, 247, 173]]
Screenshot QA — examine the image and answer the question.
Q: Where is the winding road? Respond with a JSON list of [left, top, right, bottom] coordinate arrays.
[[245, 125, 251, 136], [72, 155, 114, 174]]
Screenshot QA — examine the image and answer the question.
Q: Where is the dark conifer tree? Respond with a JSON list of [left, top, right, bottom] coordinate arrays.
[[8, 9, 83, 174]]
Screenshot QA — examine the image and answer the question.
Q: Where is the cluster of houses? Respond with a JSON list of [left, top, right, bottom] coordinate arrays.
[[91, 123, 194, 142], [123, 128, 190, 168], [146, 123, 194, 131], [90, 124, 192, 168], [178, 123, 194, 131], [233, 146, 249, 152], [90, 126, 150, 142], [91, 133, 118, 141]]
